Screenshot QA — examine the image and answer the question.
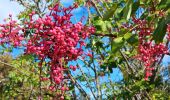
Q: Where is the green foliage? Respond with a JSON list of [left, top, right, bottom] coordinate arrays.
[[157, 0, 170, 10], [153, 14, 170, 43], [111, 37, 124, 53], [0, 55, 39, 99], [93, 18, 112, 34], [123, 0, 133, 20], [103, 3, 118, 20]]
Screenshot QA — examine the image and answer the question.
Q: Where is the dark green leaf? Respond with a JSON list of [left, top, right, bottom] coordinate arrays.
[[157, 0, 170, 11], [123, 33, 132, 40], [111, 37, 124, 53], [153, 15, 170, 43], [93, 19, 107, 32], [132, 1, 140, 15], [103, 3, 118, 20], [126, 34, 138, 45], [123, 0, 133, 20]]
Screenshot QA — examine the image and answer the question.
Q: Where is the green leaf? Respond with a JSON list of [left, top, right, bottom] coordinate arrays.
[[93, 19, 107, 32], [139, 0, 145, 5], [114, 7, 124, 19], [105, 21, 112, 29], [100, 54, 122, 72], [123, 0, 133, 20], [153, 15, 170, 43], [19, 54, 34, 61], [93, 19, 112, 33], [157, 0, 170, 11], [126, 34, 138, 45], [111, 37, 124, 53], [123, 33, 132, 40], [103, 3, 118, 20], [132, 1, 140, 15]]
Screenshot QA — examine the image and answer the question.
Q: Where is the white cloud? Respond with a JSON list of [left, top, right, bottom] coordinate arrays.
[[0, 0, 23, 22]]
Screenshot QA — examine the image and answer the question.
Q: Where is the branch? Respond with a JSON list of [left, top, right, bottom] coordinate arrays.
[[151, 41, 169, 82], [166, 52, 170, 56], [91, 51, 102, 100], [144, 90, 152, 100], [78, 65, 97, 100], [119, 50, 135, 74], [88, 0, 103, 18], [78, 58, 95, 71], [92, 33, 117, 38], [68, 73, 90, 100], [0, 78, 9, 83], [39, 61, 43, 99], [15, 0, 30, 9], [106, 66, 115, 97], [0, 60, 30, 77], [86, 0, 92, 25], [33, 0, 42, 17], [28, 85, 34, 99], [92, 24, 138, 38]]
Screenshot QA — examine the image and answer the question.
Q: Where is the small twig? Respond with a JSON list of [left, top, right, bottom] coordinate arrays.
[[42, 2, 48, 14], [88, 0, 103, 18], [33, 0, 42, 17], [0, 78, 9, 83], [0, 60, 30, 77], [167, 52, 170, 56], [38, 61, 43, 100], [144, 91, 152, 100], [78, 58, 95, 71], [91, 51, 102, 100], [106, 66, 115, 97], [0, 60, 13, 67], [28, 85, 34, 100], [119, 50, 135, 74], [92, 33, 117, 38], [152, 41, 169, 82], [78, 65, 97, 100], [16, 0, 30, 8], [68, 73, 90, 100], [87, 3, 91, 25]]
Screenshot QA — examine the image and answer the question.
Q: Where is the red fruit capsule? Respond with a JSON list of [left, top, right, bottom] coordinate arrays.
[[73, 66, 77, 71]]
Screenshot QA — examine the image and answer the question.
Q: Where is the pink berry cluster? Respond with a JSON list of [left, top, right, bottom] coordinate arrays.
[[69, 65, 77, 71], [167, 24, 170, 40], [133, 17, 169, 80], [0, 15, 24, 47], [24, 2, 95, 97]]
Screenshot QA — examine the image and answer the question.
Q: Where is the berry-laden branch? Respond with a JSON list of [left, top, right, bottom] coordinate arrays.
[[24, 3, 95, 99], [0, 15, 24, 47], [0, 2, 95, 99], [132, 17, 169, 81]]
